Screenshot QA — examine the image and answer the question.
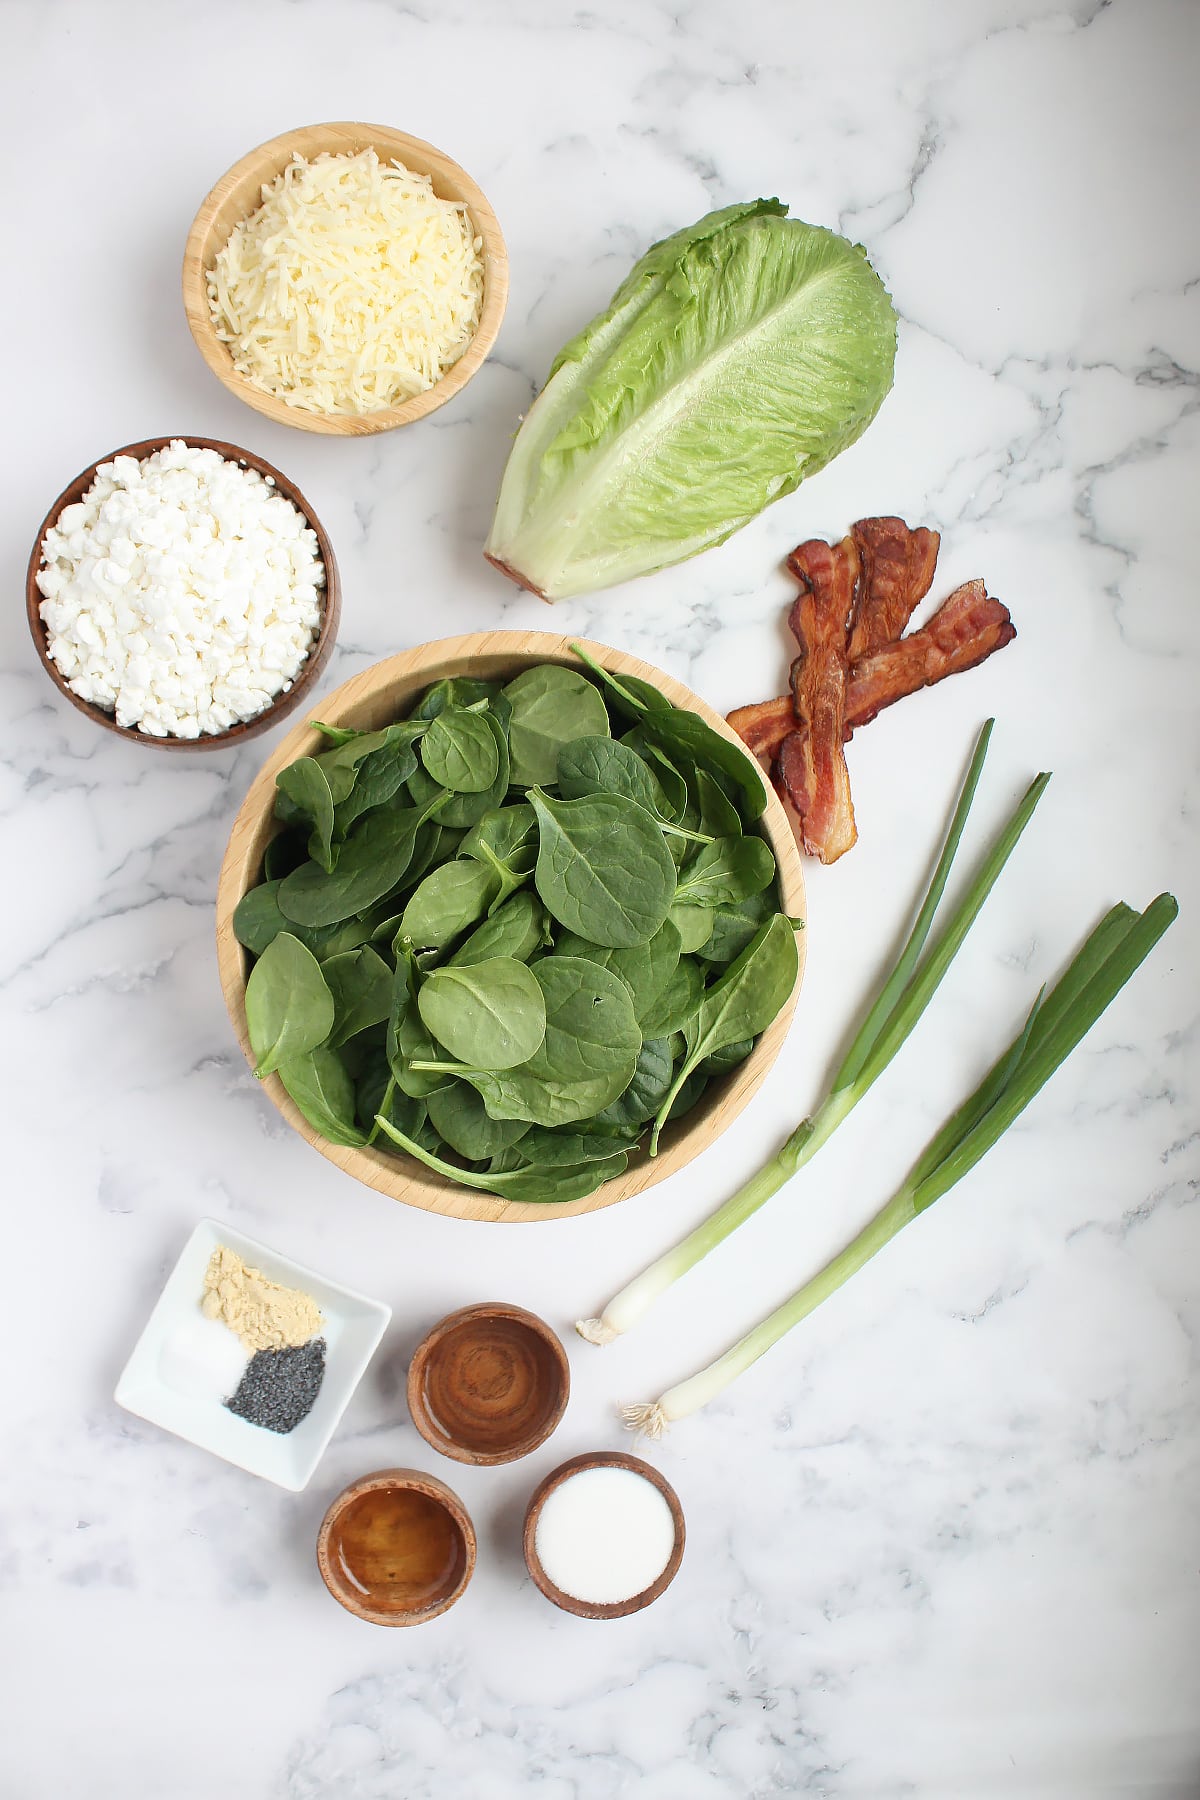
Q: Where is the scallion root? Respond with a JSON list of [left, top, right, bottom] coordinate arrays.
[[622, 1402, 669, 1439], [574, 1317, 617, 1346]]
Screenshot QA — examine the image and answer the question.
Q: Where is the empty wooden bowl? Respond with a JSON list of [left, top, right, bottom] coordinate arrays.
[[523, 1451, 685, 1619], [407, 1303, 569, 1465], [316, 1467, 476, 1626], [182, 122, 508, 435], [214, 630, 806, 1223], [26, 437, 340, 751]]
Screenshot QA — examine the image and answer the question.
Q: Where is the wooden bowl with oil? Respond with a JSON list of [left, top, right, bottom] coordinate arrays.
[[316, 1467, 475, 1626], [407, 1303, 569, 1465], [182, 122, 508, 435], [215, 630, 807, 1223]]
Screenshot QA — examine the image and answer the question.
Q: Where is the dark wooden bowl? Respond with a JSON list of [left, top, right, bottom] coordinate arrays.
[[407, 1303, 570, 1466], [26, 436, 340, 750], [316, 1466, 476, 1626], [523, 1451, 685, 1619]]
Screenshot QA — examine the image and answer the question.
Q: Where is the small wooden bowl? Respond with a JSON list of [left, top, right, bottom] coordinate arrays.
[[316, 1467, 475, 1626], [523, 1452, 685, 1619], [215, 631, 807, 1221], [407, 1303, 569, 1465], [182, 122, 508, 436], [26, 437, 340, 751]]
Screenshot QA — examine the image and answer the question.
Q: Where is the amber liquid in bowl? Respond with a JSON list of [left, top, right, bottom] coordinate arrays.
[[328, 1487, 468, 1615]]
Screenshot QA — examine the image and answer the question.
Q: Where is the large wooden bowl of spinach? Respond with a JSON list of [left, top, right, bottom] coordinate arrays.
[[216, 633, 806, 1222]]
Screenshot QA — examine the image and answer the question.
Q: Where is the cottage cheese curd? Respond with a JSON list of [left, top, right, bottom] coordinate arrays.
[[36, 441, 324, 738]]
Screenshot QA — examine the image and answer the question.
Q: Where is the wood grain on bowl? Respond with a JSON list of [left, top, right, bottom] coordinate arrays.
[[26, 437, 340, 751], [407, 1303, 569, 1465], [182, 122, 508, 436], [214, 631, 807, 1223]]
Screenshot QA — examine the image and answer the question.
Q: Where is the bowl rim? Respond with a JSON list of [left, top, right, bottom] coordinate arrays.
[[315, 1465, 477, 1625], [405, 1301, 571, 1466], [214, 630, 807, 1223], [522, 1451, 686, 1619], [182, 120, 509, 437], [26, 435, 341, 751]]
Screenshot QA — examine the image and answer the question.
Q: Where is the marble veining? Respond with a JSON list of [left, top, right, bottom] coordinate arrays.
[[2, 0, 1198, 1795]]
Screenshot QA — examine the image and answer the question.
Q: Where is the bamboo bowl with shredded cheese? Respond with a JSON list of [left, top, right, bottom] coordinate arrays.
[[183, 123, 508, 436]]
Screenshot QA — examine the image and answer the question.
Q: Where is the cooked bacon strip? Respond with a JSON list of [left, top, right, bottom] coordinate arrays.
[[780, 536, 858, 863], [726, 695, 795, 766], [845, 579, 1015, 730], [727, 581, 1016, 763], [847, 517, 940, 660]]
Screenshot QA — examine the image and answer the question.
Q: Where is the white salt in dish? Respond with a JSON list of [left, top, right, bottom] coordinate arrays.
[[523, 1452, 684, 1618]]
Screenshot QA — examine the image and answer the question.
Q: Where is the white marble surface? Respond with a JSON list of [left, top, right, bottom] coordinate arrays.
[[3, 1, 1198, 1795]]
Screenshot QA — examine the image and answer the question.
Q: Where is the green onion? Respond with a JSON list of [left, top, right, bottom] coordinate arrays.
[[622, 892, 1177, 1435], [576, 722, 1048, 1345]]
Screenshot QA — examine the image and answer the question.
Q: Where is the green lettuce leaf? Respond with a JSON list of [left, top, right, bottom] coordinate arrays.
[[485, 202, 896, 601]]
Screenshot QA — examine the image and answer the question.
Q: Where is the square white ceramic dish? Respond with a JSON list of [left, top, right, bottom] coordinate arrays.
[[115, 1218, 391, 1491]]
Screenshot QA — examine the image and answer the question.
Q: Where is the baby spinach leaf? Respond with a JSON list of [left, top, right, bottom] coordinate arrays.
[[697, 889, 775, 966], [275, 758, 338, 873], [592, 1035, 676, 1130], [426, 1081, 532, 1161], [278, 1044, 367, 1147], [418, 957, 547, 1070], [414, 676, 499, 720], [704, 1036, 756, 1074], [673, 836, 775, 909], [466, 957, 641, 1127], [639, 955, 706, 1038], [553, 918, 681, 1022], [669, 902, 714, 954], [504, 665, 610, 785], [398, 860, 500, 953], [622, 729, 690, 820], [458, 803, 537, 910], [420, 707, 501, 794], [694, 768, 744, 840], [452, 890, 548, 967], [245, 932, 336, 1079], [530, 788, 677, 949], [498, 1126, 638, 1166], [323, 946, 393, 1048], [372, 1116, 628, 1202], [638, 708, 767, 820], [567, 646, 671, 721], [234, 880, 288, 956], [556, 736, 663, 814], [408, 708, 510, 826], [650, 914, 798, 1150], [332, 738, 420, 836], [278, 804, 431, 927]]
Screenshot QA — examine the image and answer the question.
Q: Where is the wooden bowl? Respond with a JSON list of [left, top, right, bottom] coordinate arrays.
[[316, 1467, 475, 1626], [407, 1303, 569, 1465], [26, 437, 340, 751], [523, 1451, 685, 1619], [182, 122, 508, 435], [215, 630, 807, 1222]]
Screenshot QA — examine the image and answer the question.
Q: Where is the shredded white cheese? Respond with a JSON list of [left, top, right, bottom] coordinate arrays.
[[36, 442, 324, 739], [206, 148, 485, 417]]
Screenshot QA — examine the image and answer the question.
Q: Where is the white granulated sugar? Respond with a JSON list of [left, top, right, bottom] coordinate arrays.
[[36, 440, 324, 739], [534, 1465, 678, 1606]]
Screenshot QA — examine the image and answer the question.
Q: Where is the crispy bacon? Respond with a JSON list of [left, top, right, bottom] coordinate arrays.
[[780, 536, 858, 863], [847, 517, 940, 660], [726, 694, 795, 765], [845, 580, 1015, 731]]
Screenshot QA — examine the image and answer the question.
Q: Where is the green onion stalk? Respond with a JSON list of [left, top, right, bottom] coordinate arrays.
[[623, 891, 1177, 1436], [577, 719, 1048, 1346]]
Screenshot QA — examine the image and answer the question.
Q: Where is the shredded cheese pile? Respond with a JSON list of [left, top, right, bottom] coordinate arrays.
[[207, 149, 485, 417]]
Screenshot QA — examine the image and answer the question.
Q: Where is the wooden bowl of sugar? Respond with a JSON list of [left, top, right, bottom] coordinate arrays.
[[182, 122, 508, 435], [523, 1451, 685, 1618]]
